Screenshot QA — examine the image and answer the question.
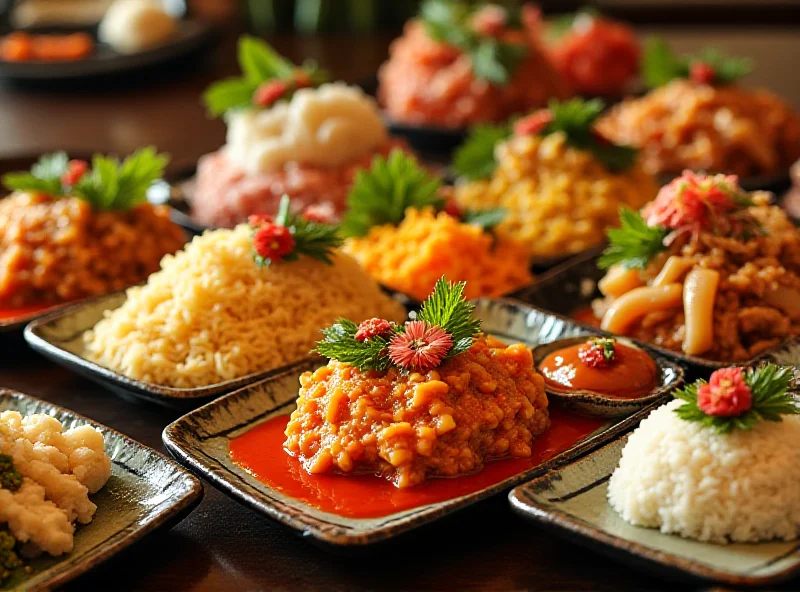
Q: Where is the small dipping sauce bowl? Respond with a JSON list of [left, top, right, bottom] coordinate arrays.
[[533, 335, 684, 418]]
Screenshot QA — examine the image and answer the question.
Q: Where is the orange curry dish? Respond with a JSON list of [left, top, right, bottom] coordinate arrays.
[[284, 335, 549, 488], [0, 150, 185, 309]]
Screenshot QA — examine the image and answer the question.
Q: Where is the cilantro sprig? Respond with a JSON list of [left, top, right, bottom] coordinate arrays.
[[3, 148, 169, 212], [340, 150, 444, 237], [598, 207, 669, 269], [674, 365, 799, 434], [203, 35, 328, 117], [315, 277, 481, 371], [420, 0, 528, 85], [452, 124, 512, 181], [642, 37, 753, 89]]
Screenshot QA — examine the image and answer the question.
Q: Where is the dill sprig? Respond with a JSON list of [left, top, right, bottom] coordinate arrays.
[[674, 364, 799, 434], [598, 207, 669, 270], [340, 150, 443, 238], [642, 37, 753, 89], [315, 277, 481, 371], [3, 148, 169, 212]]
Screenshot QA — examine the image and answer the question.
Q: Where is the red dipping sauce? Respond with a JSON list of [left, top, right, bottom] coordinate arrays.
[[0, 302, 56, 321], [538, 341, 658, 399], [228, 410, 607, 519]]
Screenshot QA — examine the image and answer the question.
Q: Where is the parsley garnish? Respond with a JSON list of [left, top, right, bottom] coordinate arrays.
[[203, 35, 328, 117], [461, 207, 506, 231], [315, 277, 481, 371], [420, 0, 528, 85], [598, 207, 669, 269], [642, 37, 753, 89], [452, 124, 512, 181], [340, 150, 443, 238], [674, 365, 799, 434], [3, 148, 168, 211]]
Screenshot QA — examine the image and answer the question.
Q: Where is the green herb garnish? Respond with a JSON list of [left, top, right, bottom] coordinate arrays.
[[340, 150, 443, 238], [203, 35, 328, 117], [674, 365, 799, 434], [0, 454, 21, 492], [315, 277, 481, 371], [642, 37, 753, 89], [452, 124, 512, 180], [3, 148, 168, 212], [461, 207, 506, 231], [420, 0, 528, 85], [598, 207, 669, 270]]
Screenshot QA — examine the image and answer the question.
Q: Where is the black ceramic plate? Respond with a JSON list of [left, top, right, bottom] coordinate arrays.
[[0, 20, 216, 82], [163, 297, 667, 547], [509, 248, 794, 372], [0, 388, 203, 590]]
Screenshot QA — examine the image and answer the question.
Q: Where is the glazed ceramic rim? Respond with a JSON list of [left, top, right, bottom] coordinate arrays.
[[0, 388, 204, 590]]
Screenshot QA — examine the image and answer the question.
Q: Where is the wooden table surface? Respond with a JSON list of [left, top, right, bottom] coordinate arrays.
[[1, 25, 799, 592]]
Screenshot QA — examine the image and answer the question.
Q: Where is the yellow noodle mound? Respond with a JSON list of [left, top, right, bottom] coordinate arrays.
[[454, 132, 657, 259], [342, 208, 533, 302], [84, 225, 405, 388]]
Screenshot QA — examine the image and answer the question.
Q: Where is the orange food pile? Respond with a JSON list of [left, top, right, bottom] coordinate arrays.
[[0, 192, 185, 308], [284, 335, 550, 488], [0, 32, 94, 62], [341, 208, 533, 301], [378, 20, 568, 128]]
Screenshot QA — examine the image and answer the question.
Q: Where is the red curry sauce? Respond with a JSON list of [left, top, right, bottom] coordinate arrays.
[[538, 342, 658, 399], [228, 410, 606, 519]]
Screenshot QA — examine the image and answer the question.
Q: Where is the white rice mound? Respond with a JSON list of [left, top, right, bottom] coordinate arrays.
[[84, 225, 406, 389], [608, 399, 800, 544]]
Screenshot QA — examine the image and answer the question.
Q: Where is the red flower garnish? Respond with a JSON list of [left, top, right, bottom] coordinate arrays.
[[253, 223, 295, 262], [253, 80, 289, 107], [472, 5, 507, 38], [355, 318, 394, 342], [697, 367, 752, 417], [514, 110, 554, 136], [643, 170, 741, 230], [578, 337, 616, 369], [248, 213, 274, 227], [388, 321, 453, 372], [690, 61, 716, 85], [61, 159, 88, 187]]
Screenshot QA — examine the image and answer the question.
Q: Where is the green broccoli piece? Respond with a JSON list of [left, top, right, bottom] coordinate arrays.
[[0, 529, 22, 584], [0, 455, 21, 492]]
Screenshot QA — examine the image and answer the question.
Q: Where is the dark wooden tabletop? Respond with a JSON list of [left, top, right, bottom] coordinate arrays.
[[1, 25, 799, 592]]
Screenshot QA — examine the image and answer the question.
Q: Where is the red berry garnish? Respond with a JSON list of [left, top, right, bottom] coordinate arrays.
[[443, 198, 463, 219], [514, 110, 554, 136], [61, 159, 88, 187], [253, 80, 289, 107], [293, 70, 313, 89], [690, 61, 716, 85], [578, 337, 616, 369]]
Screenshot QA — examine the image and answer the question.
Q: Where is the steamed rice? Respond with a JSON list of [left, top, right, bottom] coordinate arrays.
[[84, 225, 406, 388], [608, 400, 800, 544]]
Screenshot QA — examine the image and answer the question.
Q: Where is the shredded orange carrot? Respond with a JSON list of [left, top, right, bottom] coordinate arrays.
[[1, 32, 94, 62]]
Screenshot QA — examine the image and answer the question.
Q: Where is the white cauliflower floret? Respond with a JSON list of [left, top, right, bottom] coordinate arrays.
[[62, 426, 111, 494], [0, 479, 75, 556]]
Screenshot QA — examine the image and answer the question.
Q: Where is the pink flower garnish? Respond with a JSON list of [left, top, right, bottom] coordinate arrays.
[[690, 61, 716, 85], [514, 109, 554, 136], [253, 80, 289, 107], [697, 367, 752, 417], [355, 318, 394, 342], [253, 223, 295, 262], [643, 170, 741, 230], [302, 204, 335, 224], [472, 5, 507, 37], [61, 159, 88, 187], [388, 321, 453, 372]]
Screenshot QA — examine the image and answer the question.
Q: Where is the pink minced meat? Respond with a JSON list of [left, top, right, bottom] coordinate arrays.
[[191, 140, 407, 228]]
